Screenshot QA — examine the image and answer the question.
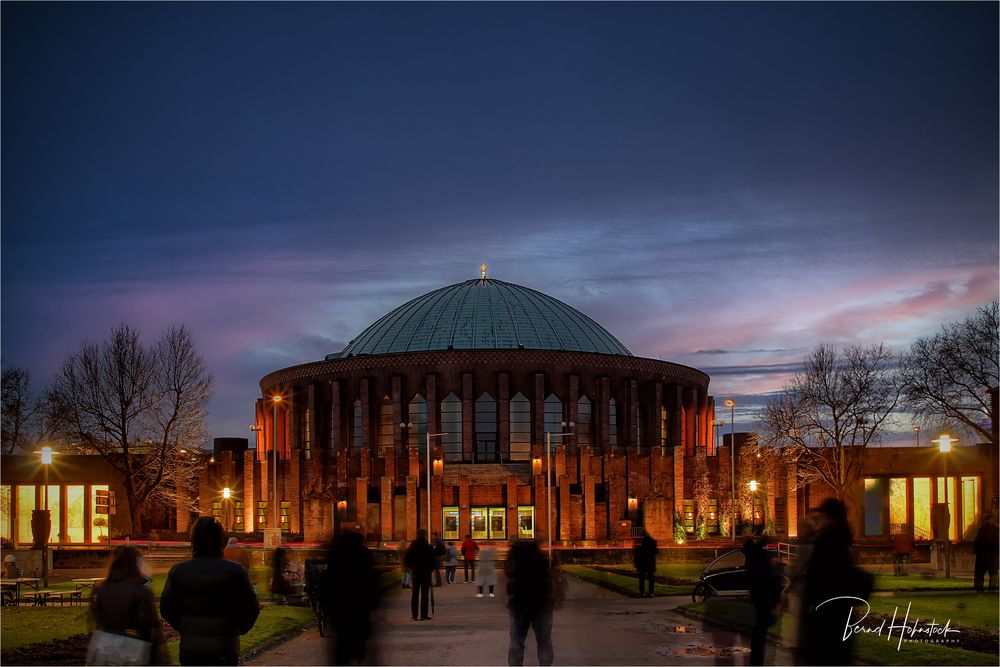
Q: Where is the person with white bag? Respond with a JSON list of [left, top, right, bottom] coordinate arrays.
[[88, 545, 163, 665]]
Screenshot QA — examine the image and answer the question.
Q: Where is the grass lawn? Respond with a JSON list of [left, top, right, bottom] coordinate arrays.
[[588, 562, 703, 582], [866, 593, 998, 633], [0, 606, 91, 651], [562, 565, 693, 596], [679, 595, 998, 667], [873, 574, 975, 591], [164, 604, 314, 665]]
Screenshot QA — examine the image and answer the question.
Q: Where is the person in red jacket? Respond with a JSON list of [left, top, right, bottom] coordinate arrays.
[[460, 534, 479, 583]]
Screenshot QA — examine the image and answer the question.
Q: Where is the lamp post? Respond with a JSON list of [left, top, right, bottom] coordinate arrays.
[[933, 434, 956, 578], [34, 446, 58, 587], [913, 426, 920, 447], [724, 399, 736, 543], [749, 480, 759, 533], [426, 432, 446, 536], [546, 421, 574, 564]]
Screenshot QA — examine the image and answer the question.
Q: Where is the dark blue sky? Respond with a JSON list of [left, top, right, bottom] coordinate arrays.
[[3, 2, 997, 441]]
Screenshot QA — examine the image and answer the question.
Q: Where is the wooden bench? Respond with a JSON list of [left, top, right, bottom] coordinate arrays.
[[22, 589, 83, 606]]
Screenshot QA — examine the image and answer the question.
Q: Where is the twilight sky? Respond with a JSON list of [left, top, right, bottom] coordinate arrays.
[[2, 2, 997, 444]]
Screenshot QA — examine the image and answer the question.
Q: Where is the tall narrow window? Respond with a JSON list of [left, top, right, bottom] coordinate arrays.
[[377, 395, 394, 448], [544, 394, 563, 438], [17, 486, 34, 544], [353, 400, 363, 453], [475, 393, 497, 463], [0, 485, 9, 542], [440, 393, 462, 461], [91, 485, 109, 543], [510, 393, 531, 461], [661, 407, 668, 447], [577, 396, 592, 447], [66, 485, 85, 543], [889, 478, 908, 533], [407, 395, 427, 448], [936, 476, 957, 540], [608, 399, 618, 446], [44, 485, 60, 544], [912, 477, 931, 540], [863, 478, 885, 536], [302, 408, 312, 460], [961, 476, 980, 539], [635, 406, 643, 448]]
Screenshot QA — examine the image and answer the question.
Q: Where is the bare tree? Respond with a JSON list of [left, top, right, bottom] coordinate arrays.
[[2, 365, 41, 454], [759, 343, 900, 501], [52, 324, 213, 534], [901, 301, 999, 444]]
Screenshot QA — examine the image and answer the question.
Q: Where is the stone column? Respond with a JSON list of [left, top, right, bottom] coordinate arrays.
[[583, 474, 596, 541]]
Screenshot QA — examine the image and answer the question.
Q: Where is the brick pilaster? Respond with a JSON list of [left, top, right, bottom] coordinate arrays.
[[462, 373, 474, 461], [381, 476, 393, 541]]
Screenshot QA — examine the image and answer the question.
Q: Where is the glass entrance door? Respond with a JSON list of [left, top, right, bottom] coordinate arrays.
[[470, 508, 488, 539], [488, 508, 506, 539], [517, 506, 534, 538]]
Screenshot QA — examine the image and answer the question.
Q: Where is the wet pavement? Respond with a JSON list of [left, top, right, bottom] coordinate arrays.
[[245, 575, 796, 666]]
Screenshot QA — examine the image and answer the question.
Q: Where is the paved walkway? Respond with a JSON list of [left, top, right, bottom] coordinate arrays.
[[246, 575, 796, 666]]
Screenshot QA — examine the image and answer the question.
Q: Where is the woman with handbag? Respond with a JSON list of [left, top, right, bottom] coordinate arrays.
[[88, 545, 163, 665]]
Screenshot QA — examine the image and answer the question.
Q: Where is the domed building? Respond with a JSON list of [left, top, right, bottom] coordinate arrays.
[[227, 267, 730, 545]]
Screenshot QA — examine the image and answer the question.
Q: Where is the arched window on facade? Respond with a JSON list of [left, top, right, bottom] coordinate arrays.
[[353, 400, 363, 453], [440, 393, 463, 462], [407, 394, 427, 448], [608, 398, 618, 446], [544, 394, 563, 437], [577, 396, 592, 447], [377, 395, 393, 449], [510, 392, 531, 461], [475, 393, 498, 463]]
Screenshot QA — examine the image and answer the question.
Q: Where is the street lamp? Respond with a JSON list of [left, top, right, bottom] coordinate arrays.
[[913, 425, 921, 447], [425, 432, 446, 536], [933, 434, 956, 577], [724, 399, 736, 544], [33, 446, 58, 587], [546, 421, 574, 564]]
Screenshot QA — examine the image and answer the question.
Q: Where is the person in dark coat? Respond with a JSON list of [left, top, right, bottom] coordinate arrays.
[[404, 529, 437, 621], [322, 530, 379, 665], [160, 517, 260, 666], [432, 532, 446, 586], [633, 532, 658, 597], [90, 545, 163, 665], [505, 539, 555, 666], [973, 513, 999, 592], [743, 538, 780, 666], [799, 498, 870, 666]]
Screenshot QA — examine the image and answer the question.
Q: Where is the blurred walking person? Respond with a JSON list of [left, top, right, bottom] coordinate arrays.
[[743, 538, 780, 666], [160, 517, 259, 666], [799, 498, 871, 666], [404, 529, 436, 620], [633, 531, 658, 597], [432, 532, 446, 586], [90, 545, 164, 665], [476, 546, 497, 598], [322, 530, 379, 665], [461, 534, 479, 582], [973, 513, 998, 592], [505, 539, 555, 666], [444, 542, 459, 584]]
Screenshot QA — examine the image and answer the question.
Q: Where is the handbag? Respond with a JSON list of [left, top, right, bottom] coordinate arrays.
[[85, 629, 151, 666]]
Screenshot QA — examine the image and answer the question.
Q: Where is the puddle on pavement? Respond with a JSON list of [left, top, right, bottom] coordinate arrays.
[[668, 626, 700, 633]]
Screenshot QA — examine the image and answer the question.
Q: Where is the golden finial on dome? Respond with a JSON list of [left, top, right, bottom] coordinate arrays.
[[480, 262, 488, 279]]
